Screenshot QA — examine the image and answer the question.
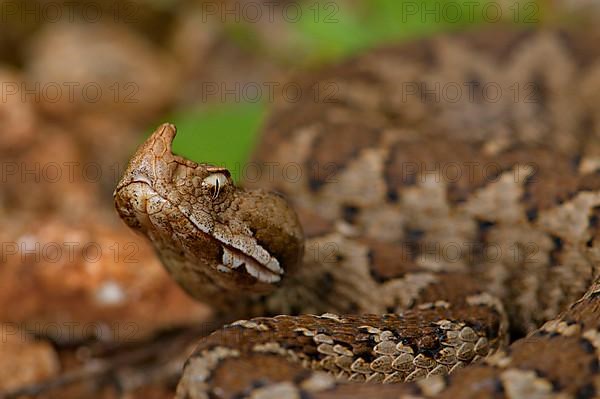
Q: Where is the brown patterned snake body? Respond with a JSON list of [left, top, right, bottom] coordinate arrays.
[[115, 29, 600, 398]]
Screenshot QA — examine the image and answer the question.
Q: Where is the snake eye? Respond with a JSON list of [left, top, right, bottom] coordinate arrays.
[[202, 173, 229, 199]]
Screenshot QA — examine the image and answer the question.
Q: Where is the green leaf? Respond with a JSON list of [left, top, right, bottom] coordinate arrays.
[[163, 102, 266, 183]]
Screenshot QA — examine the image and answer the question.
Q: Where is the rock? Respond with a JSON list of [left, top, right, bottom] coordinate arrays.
[[25, 22, 178, 122], [0, 326, 60, 392], [0, 213, 211, 343], [0, 67, 37, 152]]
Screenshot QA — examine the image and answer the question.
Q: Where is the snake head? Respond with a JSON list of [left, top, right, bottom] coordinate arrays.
[[114, 123, 304, 305]]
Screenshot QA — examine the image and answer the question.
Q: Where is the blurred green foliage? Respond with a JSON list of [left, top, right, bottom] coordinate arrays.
[[295, 0, 507, 61], [170, 102, 266, 181], [168, 0, 543, 182]]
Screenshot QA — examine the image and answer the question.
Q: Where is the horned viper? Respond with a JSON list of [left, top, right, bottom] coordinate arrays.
[[114, 28, 600, 398]]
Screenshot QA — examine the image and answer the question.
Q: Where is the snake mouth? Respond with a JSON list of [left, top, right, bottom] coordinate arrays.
[[217, 246, 283, 283], [183, 206, 284, 284]]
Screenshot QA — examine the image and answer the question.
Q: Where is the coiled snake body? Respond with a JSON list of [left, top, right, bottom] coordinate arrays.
[[115, 29, 600, 398]]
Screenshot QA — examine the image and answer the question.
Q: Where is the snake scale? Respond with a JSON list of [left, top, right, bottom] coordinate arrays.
[[114, 28, 600, 398]]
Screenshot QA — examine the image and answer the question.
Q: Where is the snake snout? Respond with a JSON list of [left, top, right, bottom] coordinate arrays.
[[113, 181, 155, 232]]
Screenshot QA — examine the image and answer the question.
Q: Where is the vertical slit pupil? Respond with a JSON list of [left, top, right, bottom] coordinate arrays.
[[213, 179, 220, 198]]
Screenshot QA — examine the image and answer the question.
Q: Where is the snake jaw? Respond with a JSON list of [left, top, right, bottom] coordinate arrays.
[[220, 246, 283, 283], [114, 123, 304, 303]]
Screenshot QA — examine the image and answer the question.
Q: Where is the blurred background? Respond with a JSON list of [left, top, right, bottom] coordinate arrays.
[[0, 0, 594, 397]]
